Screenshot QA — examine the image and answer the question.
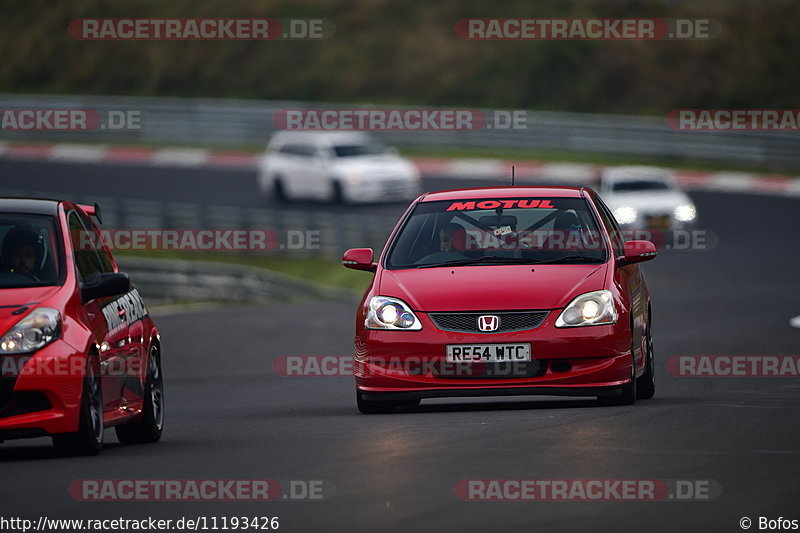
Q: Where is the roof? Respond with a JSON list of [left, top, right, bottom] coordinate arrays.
[[420, 186, 586, 202], [601, 166, 672, 182], [0, 198, 61, 215], [269, 130, 374, 145]]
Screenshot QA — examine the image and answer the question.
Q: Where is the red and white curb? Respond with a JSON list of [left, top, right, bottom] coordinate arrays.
[[1, 141, 799, 198]]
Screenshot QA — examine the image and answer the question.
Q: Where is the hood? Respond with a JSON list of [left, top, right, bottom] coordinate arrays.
[[605, 190, 691, 214], [331, 154, 416, 179], [379, 263, 607, 312], [0, 285, 64, 335]]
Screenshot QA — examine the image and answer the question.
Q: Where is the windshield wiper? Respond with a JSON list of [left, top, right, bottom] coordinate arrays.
[[414, 256, 541, 268], [531, 255, 605, 265]]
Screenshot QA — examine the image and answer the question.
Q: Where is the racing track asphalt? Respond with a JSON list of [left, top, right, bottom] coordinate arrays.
[[0, 159, 799, 532]]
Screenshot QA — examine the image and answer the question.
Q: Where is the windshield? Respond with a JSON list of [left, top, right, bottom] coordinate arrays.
[[612, 180, 671, 192], [385, 197, 608, 269], [0, 214, 62, 288], [332, 141, 387, 157]]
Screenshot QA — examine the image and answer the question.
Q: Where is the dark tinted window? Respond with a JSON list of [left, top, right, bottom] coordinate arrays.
[[0, 214, 62, 287], [386, 197, 607, 269]]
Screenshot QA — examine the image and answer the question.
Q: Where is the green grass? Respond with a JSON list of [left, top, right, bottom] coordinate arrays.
[[115, 250, 372, 293], [398, 145, 797, 175]]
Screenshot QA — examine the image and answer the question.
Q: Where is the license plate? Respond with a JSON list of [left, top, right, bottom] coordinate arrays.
[[446, 343, 531, 363]]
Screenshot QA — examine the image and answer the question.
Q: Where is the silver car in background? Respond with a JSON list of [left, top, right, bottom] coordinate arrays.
[[599, 166, 697, 229], [257, 131, 421, 203]]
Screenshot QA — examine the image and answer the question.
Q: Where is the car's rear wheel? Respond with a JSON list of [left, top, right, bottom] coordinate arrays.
[[273, 176, 288, 202], [116, 344, 164, 444], [52, 355, 103, 456], [356, 391, 419, 414], [331, 181, 346, 204], [636, 308, 656, 400]]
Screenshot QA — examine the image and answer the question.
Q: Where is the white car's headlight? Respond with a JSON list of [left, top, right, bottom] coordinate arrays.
[[366, 296, 422, 330], [674, 204, 696, 222], [555, 290, 617, 327], [612, 206, 637, 225], [0, 308, 61, 354]]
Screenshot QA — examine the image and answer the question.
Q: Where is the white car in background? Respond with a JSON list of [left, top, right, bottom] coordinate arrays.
[[599, 166, 697, 229], [257, 131, 421, 203]]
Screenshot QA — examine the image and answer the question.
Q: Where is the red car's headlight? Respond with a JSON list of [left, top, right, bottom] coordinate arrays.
[[555, 290, 617, 327], [366, 296, 422, 331], [0, 307, 61, 354]]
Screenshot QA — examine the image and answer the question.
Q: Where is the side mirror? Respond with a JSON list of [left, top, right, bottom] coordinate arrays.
[[342, 248, 376, 272], [620, 240, 657, 265], [81, 272, 131, 303]]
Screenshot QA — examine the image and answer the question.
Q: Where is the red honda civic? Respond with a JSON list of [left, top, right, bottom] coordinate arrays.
[[343, 187, 657, 413], [0, 198, 163, 454]]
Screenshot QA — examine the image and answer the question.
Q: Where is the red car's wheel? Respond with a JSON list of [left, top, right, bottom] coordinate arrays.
[[116, 344, 164, 444], [636, 308, 656, 400], [52, 355, 103, 456]]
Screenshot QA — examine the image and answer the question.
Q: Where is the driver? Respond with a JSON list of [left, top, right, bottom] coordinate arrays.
[[2, 226, 47, 280], [438, 223, 462, 252]]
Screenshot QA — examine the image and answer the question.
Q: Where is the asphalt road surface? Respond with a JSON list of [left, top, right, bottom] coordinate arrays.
[[0, 159, 798, 532]]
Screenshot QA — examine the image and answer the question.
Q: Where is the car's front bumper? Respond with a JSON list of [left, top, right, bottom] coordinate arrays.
[[354, 311, 634, 399], [0, 340, 84, 439]]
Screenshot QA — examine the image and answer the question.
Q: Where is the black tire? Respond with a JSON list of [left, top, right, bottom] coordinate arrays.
[[356, 391, 419, 414], [332, 181, 346, 204], [273, 177, 288, 202], [52, 356, 103, 456], [599, 353, 637, 406], [115, 344, 164, 444], [636, 308, 656, 400]]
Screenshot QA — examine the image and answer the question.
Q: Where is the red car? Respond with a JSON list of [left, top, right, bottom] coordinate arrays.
[[0, 198, 163, 454], [343, 187, 657, 413]]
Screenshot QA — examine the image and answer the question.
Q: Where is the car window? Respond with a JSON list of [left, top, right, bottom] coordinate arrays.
[[611, 180, 671, 192], [0, 214, 62, 287], [385, 197, 607, 269], [592, 195, 625, 256], [76, 210, 115, 273], [68, 211, 105, 283], [332, 142, 386, 157], [278, 144, 317, 157]]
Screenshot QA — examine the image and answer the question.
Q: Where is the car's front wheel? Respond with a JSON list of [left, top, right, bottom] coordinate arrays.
[[116, 344, 164, 444], [636, 308, 655, 399], [52, 355, 103, 456], [356, 391, 419, 414], [599, 353, 637, 406]]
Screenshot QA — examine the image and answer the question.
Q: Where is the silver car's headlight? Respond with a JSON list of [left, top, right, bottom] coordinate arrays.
[[612, 206, 637, 225], [366, 296, 422, 330], [0, 307, 61, 354], [555, 290, 617, 327], [674, 204, 696, 222]]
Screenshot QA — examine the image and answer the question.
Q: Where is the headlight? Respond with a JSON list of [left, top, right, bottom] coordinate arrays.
[[366, 296, 422, 330], [555, 290, 617, 327], [0, 308, 61, 354], [612, 206, 637, 225], [674, 204, 696, 222], [340, 170, 363, 186]]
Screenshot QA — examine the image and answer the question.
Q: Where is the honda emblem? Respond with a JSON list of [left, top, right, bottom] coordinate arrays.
[[478, 315, 500, 332]]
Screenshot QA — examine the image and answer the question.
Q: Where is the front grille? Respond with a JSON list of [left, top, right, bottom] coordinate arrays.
[[429, 311, 549, 334]]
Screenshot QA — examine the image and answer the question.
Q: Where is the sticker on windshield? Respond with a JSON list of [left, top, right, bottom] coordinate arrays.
[[493, 225, 512, 236], [446, 199, 555, 211]]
